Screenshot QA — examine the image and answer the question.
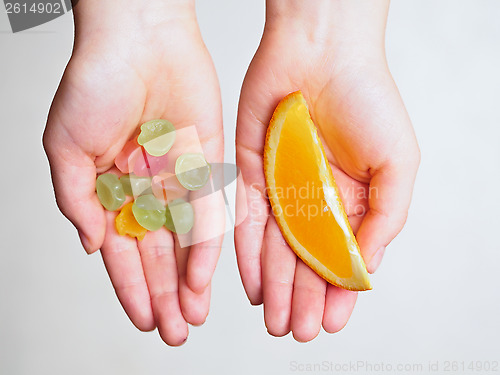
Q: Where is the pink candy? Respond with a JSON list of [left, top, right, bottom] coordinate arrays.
[[152, 172, 187, 203], [115, 136, 169, 177]]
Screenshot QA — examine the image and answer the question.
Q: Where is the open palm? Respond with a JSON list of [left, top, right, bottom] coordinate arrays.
[[235, 29, 420, 341], [43, 19, 224, 346]]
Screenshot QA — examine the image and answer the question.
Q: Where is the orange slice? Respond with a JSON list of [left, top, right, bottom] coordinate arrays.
[[264, 91, 371, 291]]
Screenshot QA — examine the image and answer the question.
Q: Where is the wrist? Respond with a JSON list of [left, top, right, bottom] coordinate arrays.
[[73, 0, 197, 46], [264, 0, 389, 61]]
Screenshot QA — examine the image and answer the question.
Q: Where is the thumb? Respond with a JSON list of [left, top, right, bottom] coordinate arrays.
[[43, 123, 106, 254], [356, 157, 420, 273]]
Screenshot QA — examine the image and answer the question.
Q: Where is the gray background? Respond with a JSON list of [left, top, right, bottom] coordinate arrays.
[[1, 1, 499, 374]]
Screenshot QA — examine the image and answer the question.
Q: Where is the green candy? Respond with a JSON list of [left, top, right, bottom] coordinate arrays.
[[120, 174, 152, 197], [137, 119, 176, 157], [175, 153, 211, 191], [96, 173, 126, 211], [164, 199, 194, 234], [132, 194, 166, 231]]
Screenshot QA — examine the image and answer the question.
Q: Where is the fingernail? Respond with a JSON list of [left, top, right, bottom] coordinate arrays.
[[367, 246, 385, 274], [78, 231, 93, 254]]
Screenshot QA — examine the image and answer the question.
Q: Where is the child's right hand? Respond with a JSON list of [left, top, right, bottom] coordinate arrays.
[[43, 0, 224, 346]]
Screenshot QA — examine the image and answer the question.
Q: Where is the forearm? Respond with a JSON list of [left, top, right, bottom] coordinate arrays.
[[265, 0, 389, 59]]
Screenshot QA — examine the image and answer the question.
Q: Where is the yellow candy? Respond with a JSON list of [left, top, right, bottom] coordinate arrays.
[[115, 202, 147, 241]]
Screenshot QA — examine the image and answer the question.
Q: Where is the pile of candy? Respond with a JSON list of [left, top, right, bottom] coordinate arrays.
[[95, 119, 210, 240]]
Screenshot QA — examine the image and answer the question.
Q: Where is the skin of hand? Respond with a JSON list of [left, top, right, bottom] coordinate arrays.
[[235, 0, 420, 342], [43, 0, 224, 346]]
